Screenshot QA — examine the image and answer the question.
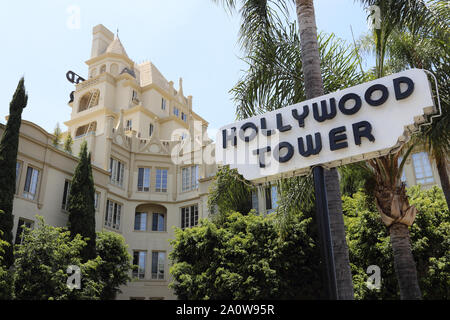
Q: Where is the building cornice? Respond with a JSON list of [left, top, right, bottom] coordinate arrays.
[[64, 108, 117, 127], [85, 52, 135, 68]]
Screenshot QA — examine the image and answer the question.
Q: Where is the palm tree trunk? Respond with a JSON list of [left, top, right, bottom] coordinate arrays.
[[389, 223, 422, 300], [295, 0, 353, 299], [435, 154, 450, 210], [325, 168, 354, 299]]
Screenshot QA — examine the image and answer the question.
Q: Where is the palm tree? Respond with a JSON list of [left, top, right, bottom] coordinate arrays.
[[213, 0, 356, 299], [381, 4, 450, 209], [351, 0, 449, 299]]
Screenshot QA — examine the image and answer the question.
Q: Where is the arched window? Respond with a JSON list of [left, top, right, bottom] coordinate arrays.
[[110, 63, 118, 75], [75, 121, 97, 138], [78, 90, 100, 112], [100, 64, 106, 74], [90, 68, 97, 78]]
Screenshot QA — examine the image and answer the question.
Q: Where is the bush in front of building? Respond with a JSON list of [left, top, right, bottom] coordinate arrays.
[[9, 216, 132, 300], [0, 229, 13, 299], [169, 211, 324, 300], [95, 231, 133, 300]]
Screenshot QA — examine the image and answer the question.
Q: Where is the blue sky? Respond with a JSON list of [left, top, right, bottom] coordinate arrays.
[[0, 0, 370, 138]]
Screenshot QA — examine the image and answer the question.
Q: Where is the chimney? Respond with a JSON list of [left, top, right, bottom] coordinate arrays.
[[91, 24, 114, 58]]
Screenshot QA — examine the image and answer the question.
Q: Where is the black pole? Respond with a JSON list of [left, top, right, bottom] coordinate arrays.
[[313, 165, 338, 299]]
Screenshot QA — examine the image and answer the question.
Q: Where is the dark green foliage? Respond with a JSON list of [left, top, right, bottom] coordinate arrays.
[[344, 186, 449, 299], [95, 231, 133, 300], [339, 162, 377, 197], [207, 166, 254, 221], [0, 77, 28, 268], [10, 217, 132, 300], [13, 217, 103, 300], [67, 141, 96, 261], [0, 229, 13, 299], [169, 211, 324, 300]]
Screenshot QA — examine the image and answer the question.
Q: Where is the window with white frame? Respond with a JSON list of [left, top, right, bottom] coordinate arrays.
[[132, 90, 139, 104], [23, 166, 39, 200], [151, 251, 165, 280], [149, 123, 154, 137], [173, 107, 179, 117], [15, 218, 34, 245], [137, 168, 151, 192], [61, 180, 71, 211], [265, 185, 278, 214], [412, 152, 434, 184], [125, 119, 132, 131], [105, 200, 122, 230], [16, 162, 21, 193], [182, 165, 199, 192], [161, 98, 166, 110], [94, 192, 100, 211], [133, 251, 146, 279], [181, 205, 198, 229], [181, 112, 187, 122], [155, 169, 168, 192], [251, 190, 259, 212], [152, 213, 166, 232], [134, 212, 148, 231], [110, 158, 125, 187]]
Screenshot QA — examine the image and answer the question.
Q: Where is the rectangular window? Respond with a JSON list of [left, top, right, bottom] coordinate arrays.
[[155, 169, 168, 192], [105, 200, 122, 230], [173, 107, 179, 117], [23, 166, 39, 200], [151, 251, 165, 280], [181, 205, 199, 229], [265, 185, 278, 214], [94, 192, 100, 210], [152, 213, 165, 232], [137, 168, 151, 192], [133, 251, 146, 279], [251, 190, 259, 212], [149, 123, 154, 137], [125, 119, 132, 131], [134, 212, 148, 231], [412, 152, 434, 184], [181, 112, 187, 122], [132, 90, 139, 104], [182, 165, 199, 192], [15, 218, 34, 245], [16, 162, 21, 193], [61, 180, 71, 211], [161, 98, 166, 110], [110, 158, 125, 187]]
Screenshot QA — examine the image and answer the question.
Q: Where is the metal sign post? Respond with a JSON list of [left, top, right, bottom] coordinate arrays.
[[313, 166, 338, 299]]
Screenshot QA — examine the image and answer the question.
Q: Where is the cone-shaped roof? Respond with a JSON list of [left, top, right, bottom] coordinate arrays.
[[106, 35, 128, 57]]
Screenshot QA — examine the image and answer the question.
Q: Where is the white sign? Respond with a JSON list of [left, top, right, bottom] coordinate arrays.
[[216, 69, 434, 183]]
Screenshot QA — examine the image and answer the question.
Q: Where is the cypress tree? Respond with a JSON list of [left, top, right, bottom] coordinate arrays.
[[0, 78, 28, 268], [67, 141, 96, 261]]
